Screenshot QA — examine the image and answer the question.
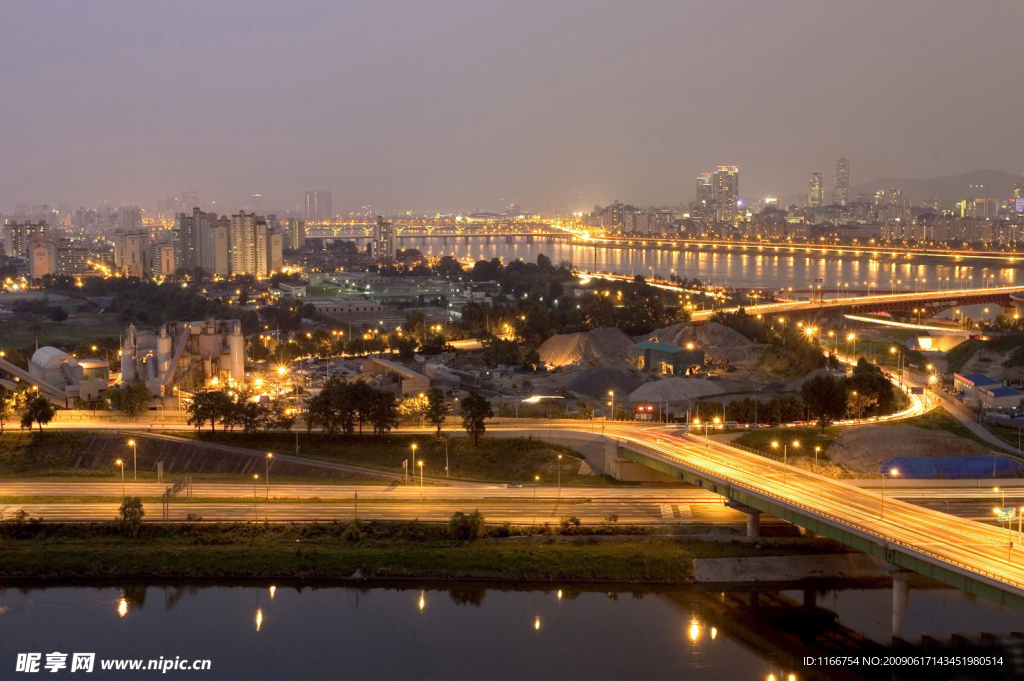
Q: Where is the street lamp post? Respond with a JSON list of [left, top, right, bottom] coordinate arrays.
[[410, 443, 417, 485], [814, 446, 821, 467], [557, 454, 562, 496], [116, 459, 125, 498], [770, 440, 799, 485], [127, 439, 137, 481], [533, 475, 540, 525], [265, 453, 273, 500], [882, 468, 899, 519], [252, 474, 259, 522], [608, 391, 615, 420], [418, 460, 424, 487]]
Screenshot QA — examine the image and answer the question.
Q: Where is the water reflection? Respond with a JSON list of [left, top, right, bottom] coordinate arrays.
[[0, 583, 1021, 681], [401, 239, 1024, 291]]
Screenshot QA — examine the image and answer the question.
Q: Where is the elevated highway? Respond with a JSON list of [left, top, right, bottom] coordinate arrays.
[[584, 421, 1024, 608], [689, 285, 1024, 323]]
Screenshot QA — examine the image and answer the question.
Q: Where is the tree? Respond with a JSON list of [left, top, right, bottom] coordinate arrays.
[[119, 496, 145, 538], [305, 377, 356, 436], [425, 387, 451, 439], [800, 374, 848, 433], [48, 307, 69, 323], [460, 392, 493, 446], [186, 390, 234, 432], [0, 385, 11, 433], [368, 390, 398, 436], [449, 510, 486, 541], [107, 382, 151, 419], [21, 393, 56, 432]]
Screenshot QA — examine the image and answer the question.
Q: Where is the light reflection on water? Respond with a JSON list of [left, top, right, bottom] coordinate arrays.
[[385, 237, 1024, 290], [1, 584, 1022, 681]]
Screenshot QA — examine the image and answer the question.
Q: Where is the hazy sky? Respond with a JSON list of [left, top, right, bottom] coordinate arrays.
[[1, 0, 1021, 214]]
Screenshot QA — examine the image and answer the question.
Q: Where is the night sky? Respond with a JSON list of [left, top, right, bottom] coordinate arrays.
[[1, 0, 1021, 213]]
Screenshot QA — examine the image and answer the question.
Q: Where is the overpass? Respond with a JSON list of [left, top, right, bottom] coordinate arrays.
[[581, 421, 1024, 609], [689, 285, 1024, 323]]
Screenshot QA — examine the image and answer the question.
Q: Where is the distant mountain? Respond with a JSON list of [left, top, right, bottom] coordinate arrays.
[[848, 169, 1021, 203]]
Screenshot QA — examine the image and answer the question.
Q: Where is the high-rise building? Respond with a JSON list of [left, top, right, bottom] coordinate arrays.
[[112, 231, 151, 278], [304, 190, 333, 222], [117, 206, 143, 232], [713, 166, 739, 222], [832, 157, 850, 205], [373, 215, 395, 261], [286, 218, 306, 250], [695, 174, 714, 221], [181, 191, 200, 212], [176, 208, 213, 271], [3, 221, 49, 258], [808, 172, 824, 207]]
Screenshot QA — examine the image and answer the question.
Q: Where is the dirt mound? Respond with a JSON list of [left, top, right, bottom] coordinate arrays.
[[539, 327, 633, 367], [564, 365, 649, 398], [640, 322, 758, 366], [627, 376, 724, 403], [828, 425, 991, 475]]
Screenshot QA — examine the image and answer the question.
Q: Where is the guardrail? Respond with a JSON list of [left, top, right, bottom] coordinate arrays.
[[616, 435, 1024, 595]]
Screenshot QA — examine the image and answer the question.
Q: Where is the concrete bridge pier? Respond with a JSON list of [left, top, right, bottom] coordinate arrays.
[[726, 500, 762, 538], [886, 566, 912, 638]]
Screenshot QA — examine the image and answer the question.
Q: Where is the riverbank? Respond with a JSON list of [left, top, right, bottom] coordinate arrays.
[[0, 521, 851, 583]]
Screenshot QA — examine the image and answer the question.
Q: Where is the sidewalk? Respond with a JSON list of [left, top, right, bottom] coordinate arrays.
[[933, 390, 1022, 457]]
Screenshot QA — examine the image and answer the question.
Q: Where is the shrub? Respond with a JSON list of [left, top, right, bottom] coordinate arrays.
[[448, 510, 486, 541]]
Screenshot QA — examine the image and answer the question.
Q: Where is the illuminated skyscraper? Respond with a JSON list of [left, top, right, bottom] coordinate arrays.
[[694, 173, 714, 220], [808, 172, 824, 207], [373, 215, 395, 261], [713, 166, 739, 222], [304, 190, 333, 222], [832, 156, 850, 205]]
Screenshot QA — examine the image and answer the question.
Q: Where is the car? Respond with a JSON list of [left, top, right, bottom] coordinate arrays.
[[504, 482, 522, 488]]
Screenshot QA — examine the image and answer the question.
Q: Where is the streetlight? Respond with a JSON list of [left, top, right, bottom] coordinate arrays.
[[881, 468, 899, 519], [608, 390, 615, 420], [252, 474, 260, 521], [814, 446, 821, 467], [556, 453, 564, 496], [770, 440, 799, 485], [127, 439, 137, 481], [533, 475, 541, 525], [410, 443, 417, 484], [889, 346, 904, 386], [418, 460, 424, 487], [265, 453, 273, 499], [115, 459, 125, 498], [846, 332, 857, 358]]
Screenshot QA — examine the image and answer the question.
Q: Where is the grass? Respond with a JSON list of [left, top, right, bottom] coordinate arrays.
[[732, 427, 837, 461], [0, 310, 117, 351], [182, 432, 604, 485], [0, 521, 853, 582], [891, 410, 988, 444], [0, 522, 694, 582], [945, 340, 981, 374]]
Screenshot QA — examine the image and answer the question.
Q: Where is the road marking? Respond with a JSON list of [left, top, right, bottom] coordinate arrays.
[[659, 504, 673, 519], [677, 504, 692, 518]]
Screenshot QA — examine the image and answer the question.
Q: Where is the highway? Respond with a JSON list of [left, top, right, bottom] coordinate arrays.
[[593, 420, 1024, 597]]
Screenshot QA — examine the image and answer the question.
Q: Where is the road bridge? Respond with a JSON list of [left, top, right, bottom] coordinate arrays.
[[583, 421, 1024, 609], [689, 285, 1024, 323]]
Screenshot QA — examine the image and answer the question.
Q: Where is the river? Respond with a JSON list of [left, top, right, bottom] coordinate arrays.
[[365, 235, 1024, 291], [2, 582, 1022, 680]]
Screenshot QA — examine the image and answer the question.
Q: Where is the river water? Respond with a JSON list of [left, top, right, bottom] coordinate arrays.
[[375, 235, 1024, 291], [2, 583, 1022, 680]]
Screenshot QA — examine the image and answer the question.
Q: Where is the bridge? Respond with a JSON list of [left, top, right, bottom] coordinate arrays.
[[577, 421, 1024, 609], [689, 285, 1024, 323]]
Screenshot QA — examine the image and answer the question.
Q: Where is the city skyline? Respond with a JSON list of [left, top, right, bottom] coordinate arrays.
[[1, 1, 1021, 212]]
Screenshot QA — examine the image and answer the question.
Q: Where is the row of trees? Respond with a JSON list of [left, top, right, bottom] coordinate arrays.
[[0, 386, 57, 433], [184, 383, 496, 445], [186, 390, 295, 434]]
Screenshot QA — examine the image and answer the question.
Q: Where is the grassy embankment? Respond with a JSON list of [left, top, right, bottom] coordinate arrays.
[[181, 431, 610, 486], [732, 428, 836, 463], [0, 521, 849, 582]]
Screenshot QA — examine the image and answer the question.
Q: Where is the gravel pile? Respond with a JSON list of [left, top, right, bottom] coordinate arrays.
[[626, 376, 724, 403], [564, 365, 649, 398], [539, 327, 633, 367]]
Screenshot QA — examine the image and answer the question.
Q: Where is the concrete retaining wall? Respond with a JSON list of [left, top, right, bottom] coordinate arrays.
[[692, 553, 886, 583]]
